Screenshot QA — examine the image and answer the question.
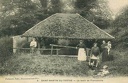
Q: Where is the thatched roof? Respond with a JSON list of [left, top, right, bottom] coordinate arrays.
[[22, 13, 114, 39]]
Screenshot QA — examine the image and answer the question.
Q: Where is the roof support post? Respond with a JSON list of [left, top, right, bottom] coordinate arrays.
[[37, 37, 41, 55], [51, 46, 53, 56], [56, 49, 59, 56]]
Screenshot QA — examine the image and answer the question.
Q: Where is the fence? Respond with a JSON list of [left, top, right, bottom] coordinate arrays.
[[13, 48, 60, 55]]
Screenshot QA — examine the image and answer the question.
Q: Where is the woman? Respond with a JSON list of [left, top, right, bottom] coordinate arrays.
[[30, 38, 37, 54], [101, 40, 108, 62], [76, 40, 87, 61], [89, 43, 100, 68]]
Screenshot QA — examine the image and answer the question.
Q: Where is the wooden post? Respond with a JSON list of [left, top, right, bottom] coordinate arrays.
[[56, 49, 59, 56], [37, 37, 41, 55], [51, 46, 53, 56], [12, 36, 16, 54]]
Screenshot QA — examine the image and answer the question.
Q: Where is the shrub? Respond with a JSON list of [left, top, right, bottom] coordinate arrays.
[[0, 36, 13, 66]]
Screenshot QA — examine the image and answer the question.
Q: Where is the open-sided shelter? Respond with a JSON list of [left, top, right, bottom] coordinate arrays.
[[22, 13, 114, 39], [22, 13, 114, 55]]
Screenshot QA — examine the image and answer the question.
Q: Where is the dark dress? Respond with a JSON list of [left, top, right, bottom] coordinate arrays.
[[77, 43, 86, 48], [91, 47, 100, 57], [101, 43, 108, 62], [89, 46, 100, 67]]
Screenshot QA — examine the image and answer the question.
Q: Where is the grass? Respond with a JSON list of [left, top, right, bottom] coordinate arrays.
[[0, 49, 128, 77], [102, 58, 128, 76], [101, 50, 128, 77], [0, 53, 90, 76]]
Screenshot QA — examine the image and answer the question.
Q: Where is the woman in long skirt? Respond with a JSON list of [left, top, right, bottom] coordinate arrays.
[[76, 40, 87, 61], [101, 40, 108, 62]]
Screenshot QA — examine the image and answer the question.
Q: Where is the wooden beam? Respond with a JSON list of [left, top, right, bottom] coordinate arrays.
[[13, 48, 60, 50], [50, 44, 77, 49]]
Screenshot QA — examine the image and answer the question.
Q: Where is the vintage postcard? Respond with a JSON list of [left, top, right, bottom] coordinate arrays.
[[0, 0, 128, 83]]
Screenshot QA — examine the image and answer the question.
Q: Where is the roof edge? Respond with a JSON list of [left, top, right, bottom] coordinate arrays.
[[77, 14, 115, 39]]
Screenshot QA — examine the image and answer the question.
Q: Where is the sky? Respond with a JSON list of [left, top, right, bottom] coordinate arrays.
[[108, 0, 128, 15]]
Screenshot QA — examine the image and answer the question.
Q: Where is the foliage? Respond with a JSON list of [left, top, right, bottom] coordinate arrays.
[[101, 50, 128, 76], [0, 54, 89, 76], [39, 0, 112, 28], [0, 36, 13, 66], [75, 0, 112, 28], [113, 6, 128, 28], [0, 37, 13, 57], [0, 51, 128, 76], [110, 6, 128, 48], [0, 0, 113, 37], [0, 0, 51, 36]]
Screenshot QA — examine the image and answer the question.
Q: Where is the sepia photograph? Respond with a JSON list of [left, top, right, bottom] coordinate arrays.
[[0, 0, 128, 83]]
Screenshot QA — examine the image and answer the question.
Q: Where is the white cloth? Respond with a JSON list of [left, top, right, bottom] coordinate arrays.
[[90, 54, 99, 60], [30, 40, 37, 47], [102, 70, 109, 75], [107, 43, 111, 55], [78, 48, 87, 61], [97, 69, 109, 76]]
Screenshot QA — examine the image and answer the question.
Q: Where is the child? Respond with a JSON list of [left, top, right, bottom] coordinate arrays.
[[97, 65, 109, 76]]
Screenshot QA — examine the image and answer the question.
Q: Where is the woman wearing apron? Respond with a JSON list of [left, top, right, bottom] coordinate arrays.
[[76, 40, 87, 61]]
